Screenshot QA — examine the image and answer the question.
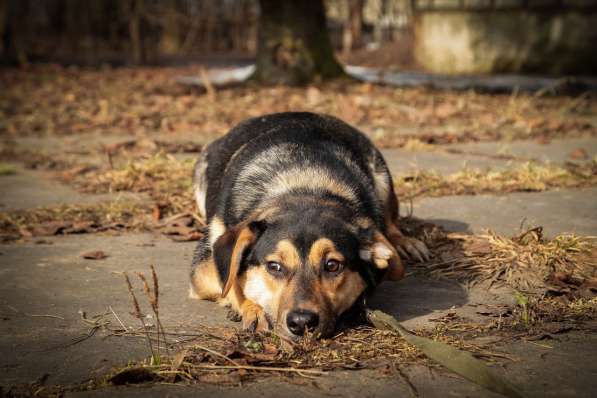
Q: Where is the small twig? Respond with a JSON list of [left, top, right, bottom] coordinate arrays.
[[109, 305, 128, 331], [5, 305, 65, 320], [150, 264, 169, 357], [180, 363, 326, 375], [191, 344, 239, 366], [158, 212, 193, 226], [24, 313, 65, 320]]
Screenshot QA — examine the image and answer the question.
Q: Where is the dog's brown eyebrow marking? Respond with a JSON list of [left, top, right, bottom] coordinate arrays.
[[308, 238, 345, 268], [265, 239, 301, 270]]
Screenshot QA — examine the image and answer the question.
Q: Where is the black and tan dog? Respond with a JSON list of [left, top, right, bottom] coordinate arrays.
[[189, 112, 429, 339]]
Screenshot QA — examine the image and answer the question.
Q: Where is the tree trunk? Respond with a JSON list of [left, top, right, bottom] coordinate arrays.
[[343, 0, 364, 56], [129, 0, 143, 64], [253, 0, 345, 85], [0, 0, 6, 55], [159, 0, 180, 55]]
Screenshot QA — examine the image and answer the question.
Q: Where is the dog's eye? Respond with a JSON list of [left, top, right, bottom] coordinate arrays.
[[266, 261, 283, 275], [324, 259, 343, 274]]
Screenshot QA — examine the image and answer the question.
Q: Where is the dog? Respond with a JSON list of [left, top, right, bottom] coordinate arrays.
[[189, 112, 429, 339]]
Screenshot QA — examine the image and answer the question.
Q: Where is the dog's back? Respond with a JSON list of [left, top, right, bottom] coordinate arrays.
[[194, 112, 395, 229]]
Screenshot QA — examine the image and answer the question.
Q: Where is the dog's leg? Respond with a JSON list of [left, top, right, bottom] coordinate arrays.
[[370, 155, 430, 262], [386, 220, 431, 263], [189, 257, 223, 301], [189, 232, 223, 300], [384, 188, 430, 262], [191, 253, 271, 331], [226, 282, 272, 332]]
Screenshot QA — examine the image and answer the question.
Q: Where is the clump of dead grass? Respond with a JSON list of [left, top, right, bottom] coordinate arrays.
[[395, 161, 597, 199], [0, 162, 17, 175], [507, 294, 597, 332], [401, 138, 437, 152], [566, 296, 597, 318], [423, 226, 597, 294], [80, 153, 192, 194], [0, 200, 150, 241], [79, 153, 195, 216]]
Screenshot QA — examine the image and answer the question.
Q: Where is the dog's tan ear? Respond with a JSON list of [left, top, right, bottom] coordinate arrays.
[[213, 220, 265, 298], [359, 230, 405, 281]]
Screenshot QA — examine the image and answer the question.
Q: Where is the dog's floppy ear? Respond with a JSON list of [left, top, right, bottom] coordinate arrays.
[[213, 220, 266, 298], [359, 229, 405, 282]]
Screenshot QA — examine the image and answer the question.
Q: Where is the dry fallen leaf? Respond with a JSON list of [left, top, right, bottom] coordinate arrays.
[[81, 250, 108, 260], [151, 204, 162, 222], [64, 221, 98, 234], [31, 221, 73, 236], [569, 148, 588, 160]]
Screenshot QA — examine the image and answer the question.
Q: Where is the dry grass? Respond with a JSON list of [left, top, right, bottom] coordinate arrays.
[[0, 200, 150, 241], [394, 161, 597, 199], [104, 323, 508, 386], [420, 226, 597, 294], [401, 138, 437, 152], [78, 153, 196, 217], [0, 162, 17, 175]]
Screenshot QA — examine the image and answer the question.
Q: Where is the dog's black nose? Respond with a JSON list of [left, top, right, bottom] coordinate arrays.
[[286, 310, 319, 336]]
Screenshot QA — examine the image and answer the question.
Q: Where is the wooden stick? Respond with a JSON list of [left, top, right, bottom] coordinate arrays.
[[182, 363, 326, 375]]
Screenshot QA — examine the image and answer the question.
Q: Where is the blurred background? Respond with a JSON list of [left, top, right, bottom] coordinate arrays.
[[2, 0, 596, 75]]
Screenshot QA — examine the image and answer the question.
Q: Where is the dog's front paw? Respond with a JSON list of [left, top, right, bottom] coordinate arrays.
[[393, 236, 431, 263], [240, 300, 272, 332], [226, 309, 242, 322]]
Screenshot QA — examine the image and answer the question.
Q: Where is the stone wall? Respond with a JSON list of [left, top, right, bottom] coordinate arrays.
[[413, 0, 597, 75]]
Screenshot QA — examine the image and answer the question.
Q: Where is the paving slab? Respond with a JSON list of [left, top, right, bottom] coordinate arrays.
[[410, 187, 597, 237], [0, 164, 143, 211], [447, 137, 597, 165], [0, 233, 238, 387], [1, 233, 595, 397], [381, 148, 519, 176], [382, 137, 597, 177]]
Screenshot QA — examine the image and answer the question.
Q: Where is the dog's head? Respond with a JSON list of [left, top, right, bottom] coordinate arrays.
[[212, 205, 403, 339]]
